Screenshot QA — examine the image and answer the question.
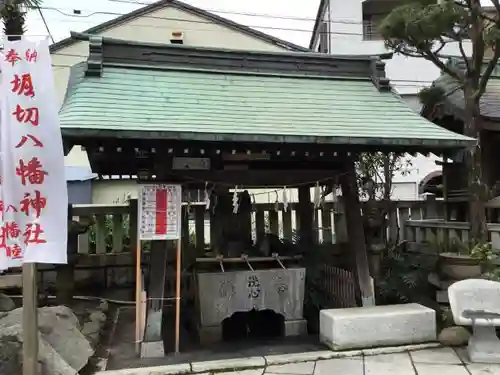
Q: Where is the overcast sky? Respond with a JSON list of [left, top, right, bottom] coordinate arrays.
[[23, 0, 320, 48]]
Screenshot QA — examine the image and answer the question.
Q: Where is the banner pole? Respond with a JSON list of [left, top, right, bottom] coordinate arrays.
[[135, 237, 142, 356], [174, 238, 181, 354], [22, 263, 38, 375]]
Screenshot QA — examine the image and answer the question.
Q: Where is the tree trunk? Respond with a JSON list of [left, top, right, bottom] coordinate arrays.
[[463, 82, 488, 243]]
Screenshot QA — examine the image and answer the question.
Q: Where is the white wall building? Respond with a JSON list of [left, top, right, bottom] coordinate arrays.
[[50, 0, 308, 203], [309, 0, 472, 200]]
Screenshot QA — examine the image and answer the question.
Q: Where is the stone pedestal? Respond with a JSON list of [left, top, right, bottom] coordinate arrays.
[[468, 325, 500, 363], [196, 268, 306, 343], [140, 341, 164, 358], [199, 325, 223, 345], [284, 319, 307, 336], [368, 244, 384, 281]]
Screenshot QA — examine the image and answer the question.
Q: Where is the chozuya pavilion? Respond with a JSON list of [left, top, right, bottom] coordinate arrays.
[[58, 33, 473, 356]]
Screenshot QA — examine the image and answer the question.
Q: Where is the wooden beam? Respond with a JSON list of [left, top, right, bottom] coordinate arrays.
[[297, 185, 314, 244], [91, 170, 341, 188], [339, 158, 375, 306]]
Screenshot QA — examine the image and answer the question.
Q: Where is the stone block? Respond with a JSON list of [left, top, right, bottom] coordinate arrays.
[[284, 319, 307, 336], [140, 341, 164, 358], [319, 303, 436, 350], [191, 356, 265, 373], [436, 290, 449, 304], [197, 268, 305, 327], [0, 274, 22, 289], [94, 363, 191, 375], [198, 325, 222, 345]]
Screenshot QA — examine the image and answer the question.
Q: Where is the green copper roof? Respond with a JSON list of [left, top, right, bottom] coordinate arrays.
[[59, 63, 473, 148]]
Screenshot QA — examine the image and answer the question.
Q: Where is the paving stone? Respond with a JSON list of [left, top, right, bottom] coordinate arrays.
[[216, 370, 264, 375], [364, 353, 416, 375], [363, 343, 441, 356], [410, 347, 462, 364], [313, 358, 363, 375], [453, 347, 469, 363], [265, 351, 337, 365], [413, 363, 469, 375], [95, 363, 191, 375], [265, 361, 315, 374], [366, 352, 413, 364], [467, 363, 500, 375], [191, 356, 266, 373]]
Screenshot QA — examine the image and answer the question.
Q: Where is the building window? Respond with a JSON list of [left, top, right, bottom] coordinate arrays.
[[363, 14, 383, 40]]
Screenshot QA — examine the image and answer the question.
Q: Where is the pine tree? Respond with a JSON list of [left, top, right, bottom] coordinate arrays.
[[380, 0, 500, 242]]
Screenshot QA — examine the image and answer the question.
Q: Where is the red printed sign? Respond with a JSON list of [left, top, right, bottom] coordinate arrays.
[[139, 184, 182, 241]]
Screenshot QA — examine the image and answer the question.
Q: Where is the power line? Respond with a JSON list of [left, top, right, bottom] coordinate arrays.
[[34, 10, 361, 36], [36, 6, 55, 44], [33, 4, 477, 46], [41, 3, 363, 24]]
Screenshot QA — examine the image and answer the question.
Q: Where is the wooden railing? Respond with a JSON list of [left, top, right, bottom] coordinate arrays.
[[72, 202, 138, 255], [72, 198, 444, 255], [405, 219, 500, 249]]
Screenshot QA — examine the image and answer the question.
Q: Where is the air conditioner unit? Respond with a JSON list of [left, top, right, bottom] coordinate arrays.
[[170, 31, 184, 44]]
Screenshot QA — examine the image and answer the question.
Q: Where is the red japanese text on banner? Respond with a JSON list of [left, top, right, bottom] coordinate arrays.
[[0, 38, 67, 268], [138, 184, 182, 241]]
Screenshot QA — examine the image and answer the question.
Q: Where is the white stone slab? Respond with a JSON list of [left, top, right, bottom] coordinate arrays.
[[264, 350, 361, 365], [366, 352, 413, 364], [454, 347, 470, 363], [217, 370, 264, 375], [467, 363, 500, 375], [191, 357, 266, 373], [363, 343, 441, 356], [364, 353, 415, 375], [265, 361, 315, 374], [313, 358, 363, 375], [413, 363, 469, 375], [94, 363, 191, 375], [319, 303, 436, 350], [410, 348, 462, 365]]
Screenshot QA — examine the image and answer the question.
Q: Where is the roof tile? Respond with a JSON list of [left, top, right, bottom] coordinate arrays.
[[59, 64, 473, 148]]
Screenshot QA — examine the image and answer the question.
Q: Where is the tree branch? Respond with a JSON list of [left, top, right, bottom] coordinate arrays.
[[475, 0, 500, 99], [458, 39, 471, 72], [475, 43, 500, 100], [490, 0, 500, 14], [419, 43, 464, 82]]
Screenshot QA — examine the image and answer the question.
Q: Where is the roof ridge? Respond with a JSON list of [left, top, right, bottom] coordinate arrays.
[[50, 0, 310, 53], [76, 33, 388, 84]]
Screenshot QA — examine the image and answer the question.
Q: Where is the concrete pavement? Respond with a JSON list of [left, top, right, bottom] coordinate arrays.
[[192, 347, 498, 375], [96, 345, 500, 375]]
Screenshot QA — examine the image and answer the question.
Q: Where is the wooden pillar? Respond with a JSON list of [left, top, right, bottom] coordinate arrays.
[[424, 194, 438, 219], [56, 205, 77, 306], [22, 263, 38, 375], [298, 185, 314, 244], [333, 197, 348, 243], [339, 157, 375, 306], [194, 205, 205, 255]]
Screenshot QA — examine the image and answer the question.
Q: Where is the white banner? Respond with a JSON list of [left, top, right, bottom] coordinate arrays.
[[139, 184, 182, 241], [0, 38, 68, 268]]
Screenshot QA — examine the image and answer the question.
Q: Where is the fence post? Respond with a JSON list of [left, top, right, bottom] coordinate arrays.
[[424, 194, 438, 219], [399, 208, 410, 242]]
